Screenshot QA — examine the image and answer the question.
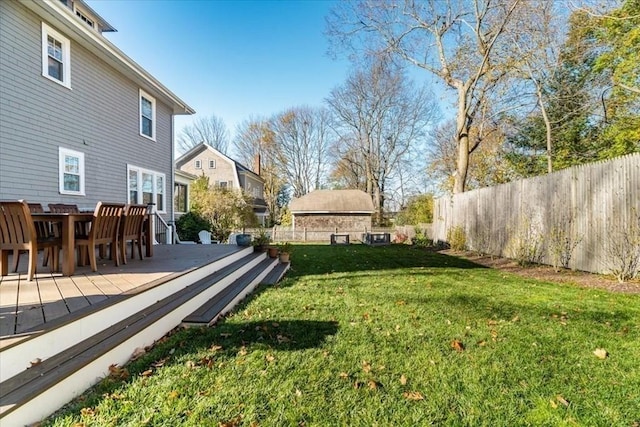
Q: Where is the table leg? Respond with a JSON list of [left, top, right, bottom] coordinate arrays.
[[145, 214, 153, 257], [61, 216, 75, 276]]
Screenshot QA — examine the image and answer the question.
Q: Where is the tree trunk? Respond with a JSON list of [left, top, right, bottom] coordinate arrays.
[[537, 84, 553, 174], [453, 85, 470, 194]]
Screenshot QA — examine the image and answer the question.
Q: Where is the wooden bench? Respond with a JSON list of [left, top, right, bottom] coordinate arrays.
[[330, 233, 350, 245]]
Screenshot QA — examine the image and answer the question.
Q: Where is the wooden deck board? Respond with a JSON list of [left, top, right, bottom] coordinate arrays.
[[53, 276, 90, 313], [37, 276, 68, 323], [15, 276, 44, 334], [1, 245, 244, 340], [0, 278, 19, 336]]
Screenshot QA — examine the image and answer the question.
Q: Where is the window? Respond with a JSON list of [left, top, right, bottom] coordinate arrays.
[[208, 159, 216, 169], [58, 147, 85, 195], [42, 23, 71, 88], [75, 9, 94, 28], [127, 165, 166, 212], [194, 160, 202, 169], [139, 89, 156, 140], [174, 183, 188, 213]]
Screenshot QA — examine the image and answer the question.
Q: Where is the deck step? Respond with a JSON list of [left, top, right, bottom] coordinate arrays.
[[182, 257, 278, 326], [0, 252, 271, 424], [261, 261, 290, 285]]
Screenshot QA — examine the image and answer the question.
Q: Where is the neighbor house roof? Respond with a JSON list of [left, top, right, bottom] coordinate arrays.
[[290, 190, 374, 214], [23, 0, 194, 115]]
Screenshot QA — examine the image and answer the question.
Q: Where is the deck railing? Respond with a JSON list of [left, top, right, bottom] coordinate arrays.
[[147, 204, 172, 244]]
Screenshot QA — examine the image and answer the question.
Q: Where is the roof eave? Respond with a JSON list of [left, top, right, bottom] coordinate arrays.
[[26, 1, 195, 116]]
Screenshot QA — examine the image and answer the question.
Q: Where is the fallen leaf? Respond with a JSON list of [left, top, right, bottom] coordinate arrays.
[[141, 369, 153, 377], [220, 333, 232, 338], [80, 407, 96, 417], [276, 334, 290, 343], [238, 347, 248, 356], [29, 358, 42, 368], [403, 391, 424, 401], [295, 388, 302, 397], [266, 354, 275, 363], [556, 395, 570, 407], [218, 415, 242, 427], [362, 361, 372, 373], [368, 380, 382, 390], [593, 348, 608, 359], [511, 316, 520, 322], [131, 347, 146, 360], [168, 391, 179, 399], [272, 322, 280, 327], [451, 339, 465, 351], [400, 375, 407, 385], [550, 399, 558, 409], [339, 372, 350, 379], [210, 345, 223, 352], [477, 340, 487, 347]]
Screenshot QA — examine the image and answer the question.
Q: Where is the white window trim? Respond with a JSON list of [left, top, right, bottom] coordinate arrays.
[[194, 160, 202, 169], [209, 159, 216, 169], [139, 89, 156, 141], [58, 147, 85, 195], [127, 164, 166, 213], [42, 22, 71, 89]]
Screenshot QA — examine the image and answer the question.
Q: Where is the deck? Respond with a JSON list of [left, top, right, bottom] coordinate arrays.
[[0, 244, 242, 346]]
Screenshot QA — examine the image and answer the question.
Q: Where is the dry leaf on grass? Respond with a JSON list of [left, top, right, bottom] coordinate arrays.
[[168, 391, 179, 399], [403, 391, 424, 401], [451, 339, 465, 351], [368, 380, 382, 390], [141, 369, 153, 377], [556, 395, 570, 407], [362, 361, 372, 373], [593, 348, 608, 359], [265, 354, 275, 363], [131, 347, 146, 360], [400, 375, 407, 385], [339, 372, 350, 379]]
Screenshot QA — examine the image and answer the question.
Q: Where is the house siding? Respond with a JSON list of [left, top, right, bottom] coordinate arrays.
[[0, 1, 174, 216], [180, 151, 237, 187]]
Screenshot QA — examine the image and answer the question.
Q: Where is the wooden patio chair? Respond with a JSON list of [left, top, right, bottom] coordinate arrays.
[[119, 204, 147, 264], [74, 202, 125, 272], [0, 200, 60, 281], [11, 203, 51, 272]]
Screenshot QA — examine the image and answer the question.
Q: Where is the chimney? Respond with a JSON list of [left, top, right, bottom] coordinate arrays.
[[253, 154, 261, 176]]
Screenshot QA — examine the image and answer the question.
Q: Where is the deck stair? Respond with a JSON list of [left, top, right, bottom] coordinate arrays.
[[0, 247, 288, 426]]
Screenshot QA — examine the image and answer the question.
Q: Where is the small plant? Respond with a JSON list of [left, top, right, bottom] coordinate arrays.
[[279, 241, 292, 254], [506, 214, 544, 266], [411, 227, 433, 248], [447, 226, 467, 251], [252, 227, 271, 247], [603, 213, 640, 282], [547, 216, 582, 272]]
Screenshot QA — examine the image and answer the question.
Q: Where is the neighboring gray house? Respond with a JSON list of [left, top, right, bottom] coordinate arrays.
[[289, 189, 375, 232], [175, 143, 269, 225], [0, 0, 194, 222]]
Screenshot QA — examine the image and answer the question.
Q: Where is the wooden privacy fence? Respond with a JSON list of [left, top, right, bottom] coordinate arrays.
[[432, 153, 640, 275]]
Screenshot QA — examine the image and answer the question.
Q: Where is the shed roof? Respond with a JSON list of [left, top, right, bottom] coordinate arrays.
[[290, 190, 374, 214]]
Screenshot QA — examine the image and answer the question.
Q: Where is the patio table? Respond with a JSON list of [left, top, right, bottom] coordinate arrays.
[[31, 212, 93, 276]]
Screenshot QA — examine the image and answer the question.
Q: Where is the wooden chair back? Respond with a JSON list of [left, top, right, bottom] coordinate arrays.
[[120, 204, 147, 263], [0, 201, 37, 250], [0, 201, 59, 280], [90, 202, 124, 243]]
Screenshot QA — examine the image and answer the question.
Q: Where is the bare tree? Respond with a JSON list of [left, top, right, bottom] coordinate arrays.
[[327, 0, 525, 193], [270, 106, 332, 198], [326, 60, 436, 224], [233, 118, 286, 225], [177, 114, 230, 155]]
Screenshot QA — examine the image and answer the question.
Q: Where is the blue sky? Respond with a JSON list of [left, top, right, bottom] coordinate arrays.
[[87, 0, 351, 140]]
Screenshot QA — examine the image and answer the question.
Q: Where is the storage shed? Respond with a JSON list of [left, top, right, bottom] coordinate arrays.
[[289, 190, 375, 233]]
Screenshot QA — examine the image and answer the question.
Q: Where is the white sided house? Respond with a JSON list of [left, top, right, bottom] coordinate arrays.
[[175, 143, 269, 224]]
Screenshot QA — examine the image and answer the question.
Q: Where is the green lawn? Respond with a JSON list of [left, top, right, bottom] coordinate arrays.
[[46, 244, 640, 426]]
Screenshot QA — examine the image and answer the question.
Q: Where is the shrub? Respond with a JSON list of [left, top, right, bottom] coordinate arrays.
[[411, 227, 433, 247], [547, 216, 582, 271], [176, 211, 211, 242], [447, 226, 467, 251], [603, 213, 640, 282], [505, 215, 544, 266]]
